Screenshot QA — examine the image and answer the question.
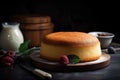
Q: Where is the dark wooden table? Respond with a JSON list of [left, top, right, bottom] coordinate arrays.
[[0, 43, 120, 80]]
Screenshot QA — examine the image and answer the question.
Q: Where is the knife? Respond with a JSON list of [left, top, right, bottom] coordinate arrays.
[[19, 63, 52, 79]]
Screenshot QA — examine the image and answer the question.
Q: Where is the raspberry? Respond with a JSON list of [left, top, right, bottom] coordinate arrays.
[[1, 56, 14, 66], [60, 55, 69, 65], [6, 50, 15, 58]]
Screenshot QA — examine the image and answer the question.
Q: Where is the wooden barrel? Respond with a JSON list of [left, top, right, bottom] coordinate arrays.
[[11, 15, 51, 24], [10, 15, 54, 47]]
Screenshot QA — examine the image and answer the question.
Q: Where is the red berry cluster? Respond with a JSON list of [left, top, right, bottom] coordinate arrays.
[[60, 54, 80, 65], [98, 33, 109, 36], [0, 50, 15, 67], [60, 55, 69, 65]]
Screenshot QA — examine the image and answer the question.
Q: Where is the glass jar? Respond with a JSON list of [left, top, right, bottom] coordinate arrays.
[[0, 22, 24, 51]]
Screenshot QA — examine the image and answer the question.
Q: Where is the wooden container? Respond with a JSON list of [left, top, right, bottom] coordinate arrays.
[[11, 15, 51, 24], [10, 15, 54, 47]]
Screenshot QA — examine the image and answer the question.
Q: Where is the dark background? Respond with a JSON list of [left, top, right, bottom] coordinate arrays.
[[0, 0, 119, 43]]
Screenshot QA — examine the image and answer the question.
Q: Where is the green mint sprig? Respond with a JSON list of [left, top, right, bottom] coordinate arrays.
[[67, 55, 80, 64], [16, 40, 36, 56]]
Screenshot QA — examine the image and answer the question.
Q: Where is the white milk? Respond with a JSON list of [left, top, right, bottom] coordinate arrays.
[[0, 22, 24, 51]]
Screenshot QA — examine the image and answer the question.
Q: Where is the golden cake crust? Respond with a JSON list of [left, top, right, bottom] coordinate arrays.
[[40, 31, 102, 62], [43, 32, 100, 47]]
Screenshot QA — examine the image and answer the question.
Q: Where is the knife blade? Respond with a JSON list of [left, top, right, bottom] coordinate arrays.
[[19, 63, 52, 79]]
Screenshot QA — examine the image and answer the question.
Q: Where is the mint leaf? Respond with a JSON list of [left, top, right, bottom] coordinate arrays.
[[17, 40, 36, 56], [21, 47, 36, 55], [67, 55, 80, 64], [19, 40, 30, 53]]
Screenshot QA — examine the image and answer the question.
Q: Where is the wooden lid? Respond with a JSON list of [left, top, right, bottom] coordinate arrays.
[[11, 14, 51, 23], [20, 23, 54, 30]]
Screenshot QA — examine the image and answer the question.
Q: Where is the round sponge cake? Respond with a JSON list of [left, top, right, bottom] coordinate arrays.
[[40, 32, 102, 62]]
